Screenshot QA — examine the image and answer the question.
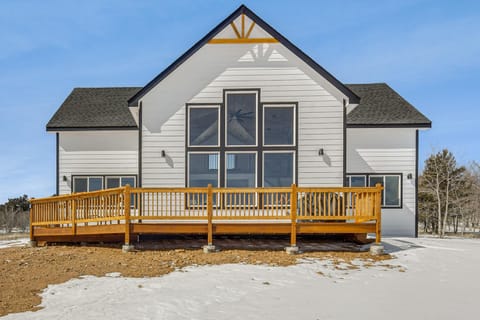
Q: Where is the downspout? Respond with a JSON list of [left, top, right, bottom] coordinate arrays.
[[415, 129, 419, 237], [56, 132, 59, 196], [138, 102, 143, 187]]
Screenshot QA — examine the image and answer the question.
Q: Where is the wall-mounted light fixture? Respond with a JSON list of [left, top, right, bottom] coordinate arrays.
[[161, 150, 166, 157], [407, 173, 413, 180], [318, 148, 324, 156], [62, 175, 68, 182]]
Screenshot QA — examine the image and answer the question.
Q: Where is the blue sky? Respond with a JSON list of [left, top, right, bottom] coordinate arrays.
[[0, 0, 479, 202]]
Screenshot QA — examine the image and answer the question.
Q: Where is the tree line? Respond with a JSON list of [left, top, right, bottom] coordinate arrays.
[[0, 195, 30, 233], [419, 149, 480, 236]]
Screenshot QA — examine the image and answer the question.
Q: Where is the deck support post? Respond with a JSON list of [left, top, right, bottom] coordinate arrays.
[[370, 183, 384, 255], [286, 184, 299, 254], [374, 183, 382, 244], [204, 184, 216, 253], [122, 185, 134, 252], [28, 204, 37, 247]]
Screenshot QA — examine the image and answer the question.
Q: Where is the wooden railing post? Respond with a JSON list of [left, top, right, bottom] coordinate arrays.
[[138, 190, 142, 223], [207, 184, 213, 246], [375, 183, 382, 243], [85, 197, 89, 226], [290, 184, 297, 247], [71, 199, 77, 236], [124, 185, 131, 246]]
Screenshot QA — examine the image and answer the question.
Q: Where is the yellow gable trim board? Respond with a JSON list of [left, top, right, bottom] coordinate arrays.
[[208, 38, 279, 44], [209, 14, 277, 44]]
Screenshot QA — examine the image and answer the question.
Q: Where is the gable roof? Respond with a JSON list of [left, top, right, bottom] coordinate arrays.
[[46, 87, 141, 131], [127, 4, 360, 106], [346, 83, 431, 128]]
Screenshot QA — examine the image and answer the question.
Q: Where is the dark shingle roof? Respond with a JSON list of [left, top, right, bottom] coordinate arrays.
[[47, 83, 431, 130], [346, 83, 431, 127], [46, 87, 142, 131]]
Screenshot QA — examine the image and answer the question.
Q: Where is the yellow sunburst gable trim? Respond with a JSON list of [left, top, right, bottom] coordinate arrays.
[[208, 14, 278, 44]]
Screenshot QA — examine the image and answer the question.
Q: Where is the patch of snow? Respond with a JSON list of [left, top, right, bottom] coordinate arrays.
[[2, 237, 480, 320], [105, 272, 122, 278], [0, 238, 29, 249]]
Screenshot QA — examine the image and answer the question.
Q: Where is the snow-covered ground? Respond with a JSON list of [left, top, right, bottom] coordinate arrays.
[[2, 237, 479, 320], [0, 238, 29, 249]]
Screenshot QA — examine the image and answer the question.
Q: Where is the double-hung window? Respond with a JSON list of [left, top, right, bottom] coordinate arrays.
[[186, 90, 296, 190]]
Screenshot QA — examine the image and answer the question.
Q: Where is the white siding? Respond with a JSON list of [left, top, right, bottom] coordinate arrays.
[[141, 41, 346, 188], [58, 131, 138, 194], [190, 67, 343, 186], [142, 107, 185, 187], [347, 128, 417, 236]]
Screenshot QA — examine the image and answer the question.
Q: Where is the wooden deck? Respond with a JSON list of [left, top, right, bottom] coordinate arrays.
[[29, 184, 382, 248]]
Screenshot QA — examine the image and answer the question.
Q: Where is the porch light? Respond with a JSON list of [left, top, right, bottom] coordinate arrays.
[[161, 150, 166, 157], [407, 173, 413, 180], [63, 175, 68, 182], [318, 148, 324, 156]]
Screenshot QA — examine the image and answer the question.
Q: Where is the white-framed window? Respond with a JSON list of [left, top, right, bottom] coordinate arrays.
[[187, 105, 220, 147], [225, 152, 257, 188], [369, 175, 401, 207], [72, 176, 103, 193], [263, 104, 295, 146], [187, 152, 220, 188], [346, 173, 402, 208], [263, 151, 295, 187], [225, 152, 257, 206], [347, 175, 367, 187], [225, 91, 258, 147], [105, 176, 136, 189], [72, 175, 136, 193]]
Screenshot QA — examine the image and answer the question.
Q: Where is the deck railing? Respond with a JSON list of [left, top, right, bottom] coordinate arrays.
[[30, 184, 383, 247]]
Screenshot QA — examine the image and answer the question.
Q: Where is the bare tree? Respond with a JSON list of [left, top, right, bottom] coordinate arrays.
[[418, 184, 437, 233], [419, 149, 468, 237], [0, 195, 30, 233], [462, 162, 480, 234]]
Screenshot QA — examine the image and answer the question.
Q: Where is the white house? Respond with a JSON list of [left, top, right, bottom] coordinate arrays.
[[46, 5, 431, 237]]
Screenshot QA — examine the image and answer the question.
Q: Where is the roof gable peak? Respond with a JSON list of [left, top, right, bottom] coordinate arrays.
[[128, 5, 359, 106]]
